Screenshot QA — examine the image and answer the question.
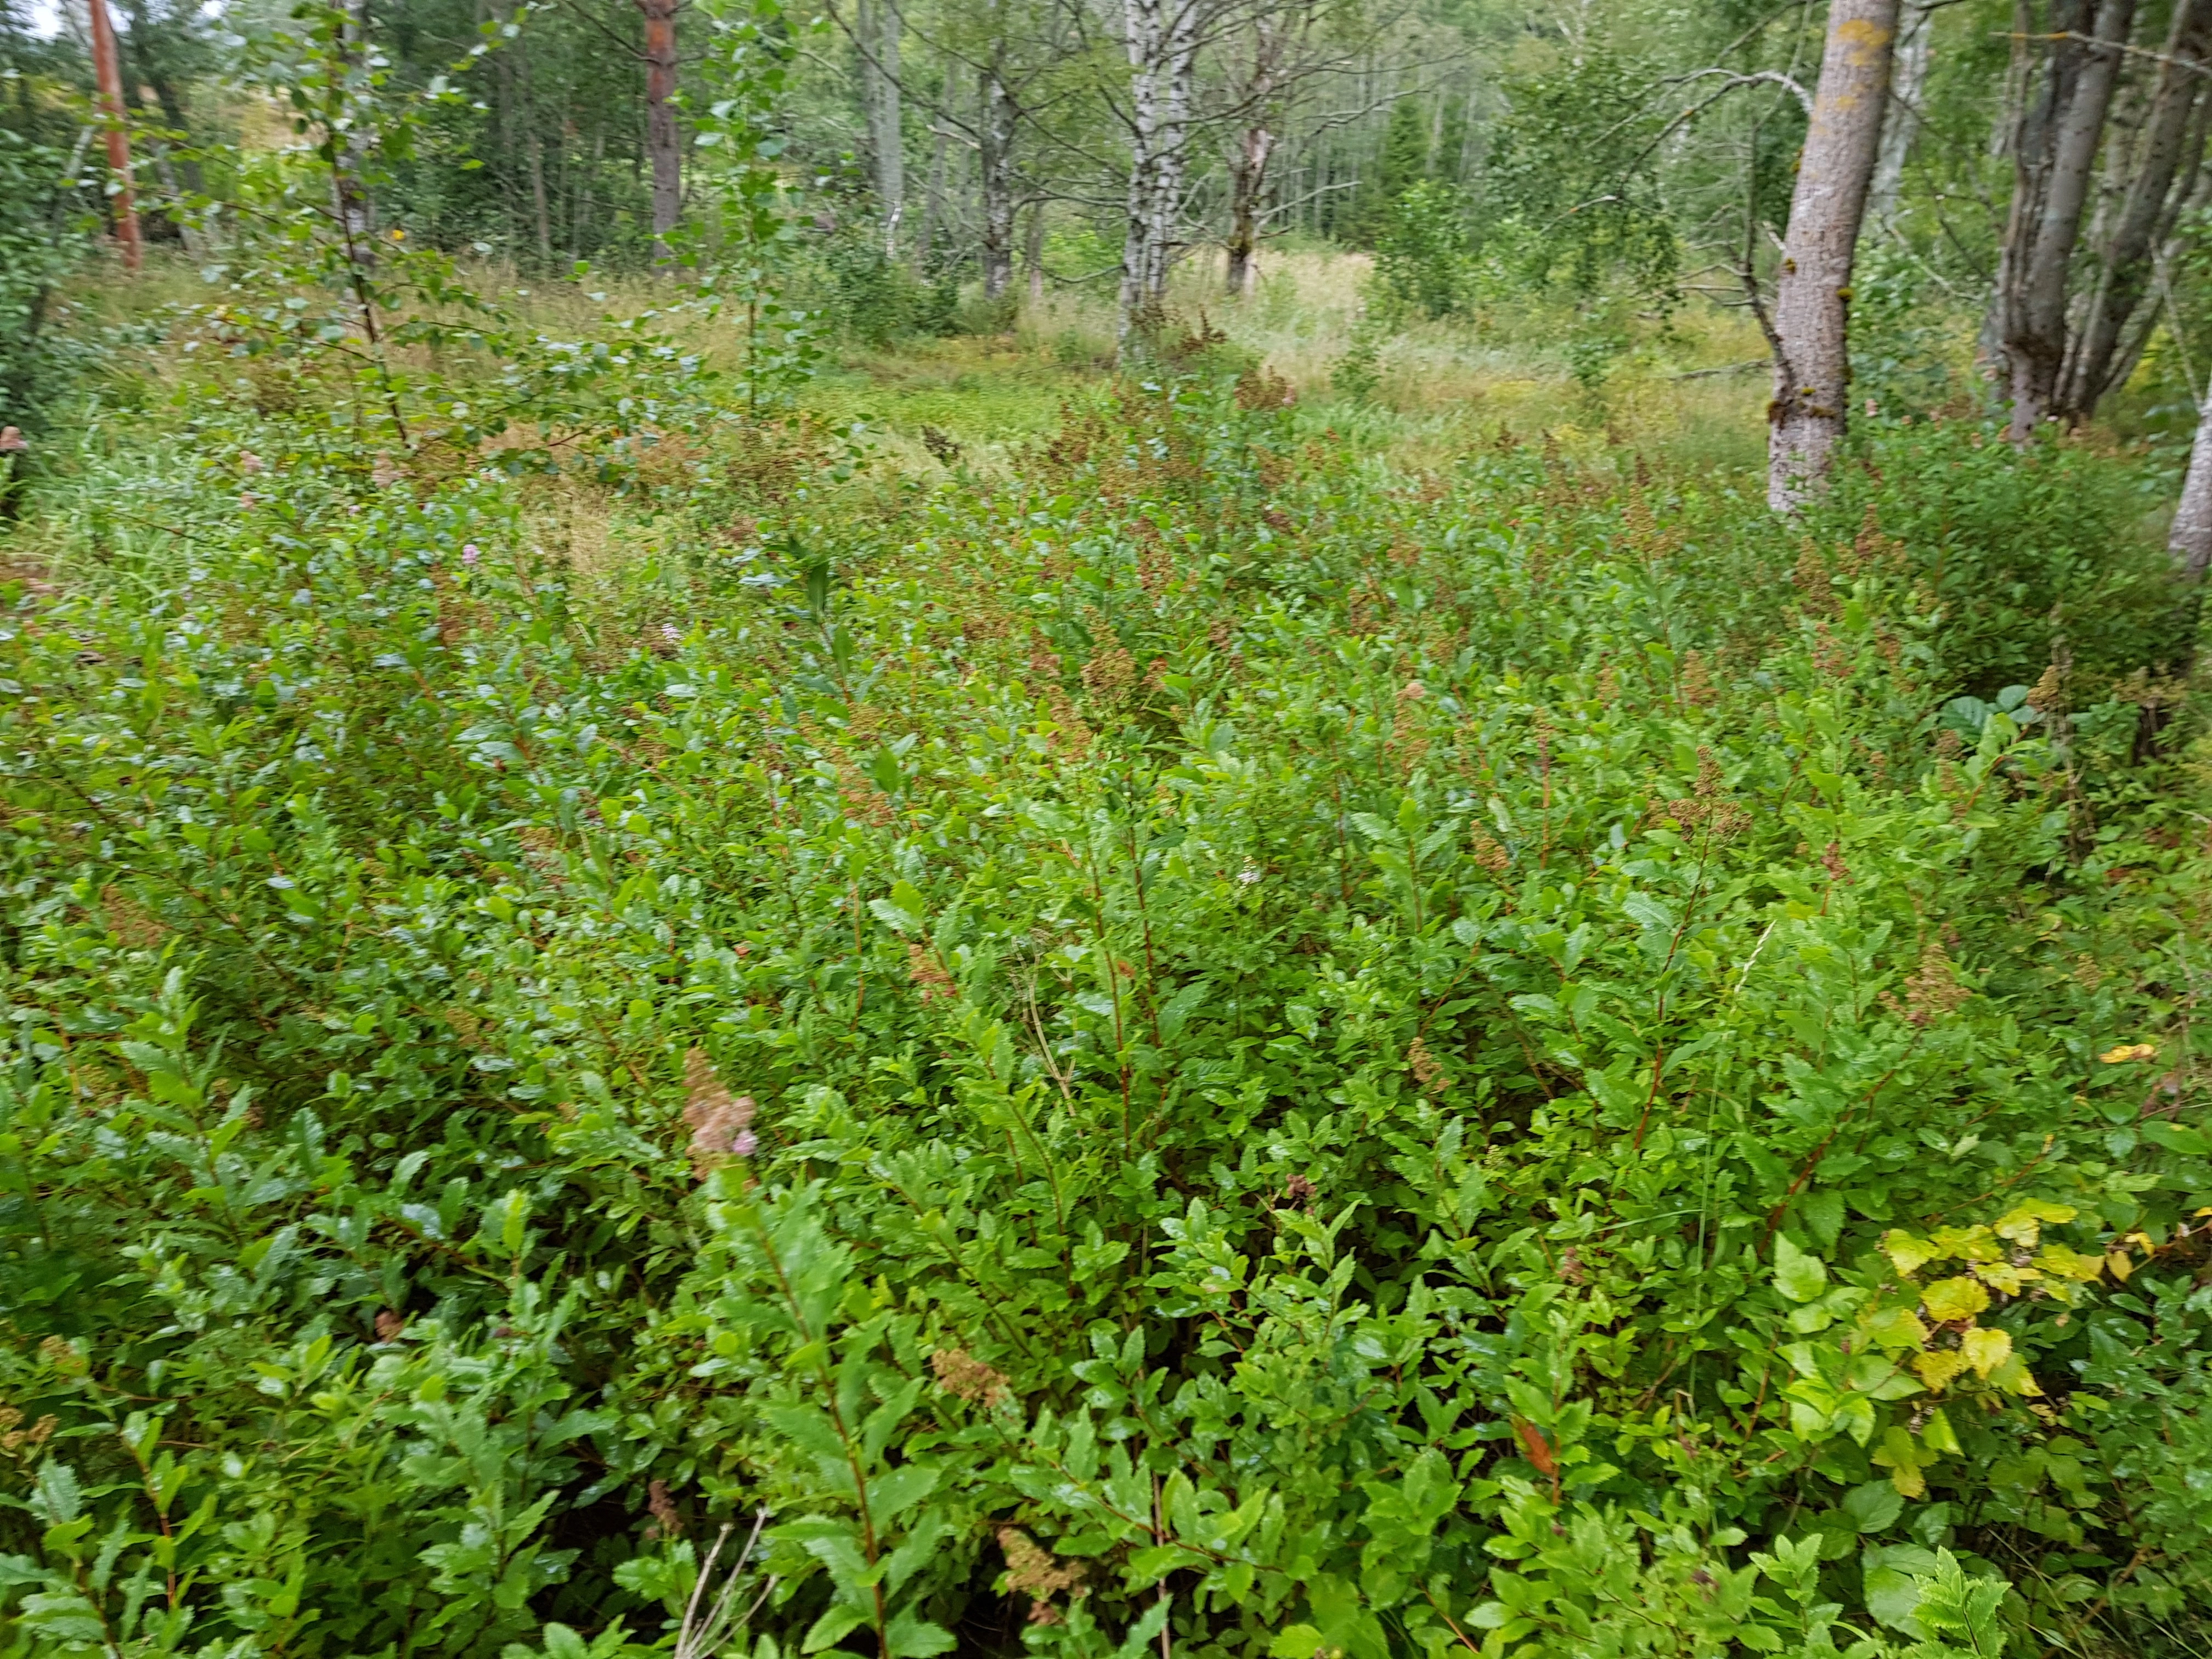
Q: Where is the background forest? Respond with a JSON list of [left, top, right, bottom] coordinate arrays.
[[5, 0, 2212, 1655]]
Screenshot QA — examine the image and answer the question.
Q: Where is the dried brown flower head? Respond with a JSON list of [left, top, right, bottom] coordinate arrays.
[[1792, 542, 1833, 614], [646, 1478, 684, 1538], [1888, 942, 1971, 1027], [999, 1527, 1086, 1621], [1081, 646, 1139, 706], [1695, 746, 1724, 799], [374, 1310, 407, 1343], [0, 1405, 57, 1460], [1677, 649, 1716, 707], [1810, 623, 1851, 680], [682, 1048, 758, 1176], [2027, 663, 2065, 715], [1655, 752, 1752, 839], [1044, 688, 1093, 758], [908, 943, 957, 1002], [101, 884, 167, 951], [932, 1347, 1012, 1408], [1407, 1037, 1445, 1093], [1469, 831, 1511, 876], [834, 760, 898, 830], [1281, 1172, 1318, 1210]]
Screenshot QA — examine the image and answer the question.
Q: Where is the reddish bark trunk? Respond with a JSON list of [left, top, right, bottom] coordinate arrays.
[[86, 0, 142, 270], [640, 0, 681, 261]]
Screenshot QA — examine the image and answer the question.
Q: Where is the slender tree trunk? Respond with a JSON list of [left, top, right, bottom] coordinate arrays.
[[639, 0, 681, 261], [1223, 14, 1288, 301], [515, 24, 552, 264], [494, 0, 520, 249], [916, 53, 951, 267], [2174, 391, 2212, 580], [531, 134, 554, 262], [1025, 196, 1046, 304], [86, 0, 142, 270], [2059, 0, 2210, 418], [1768, 0, 1900, 512], [1867, 0, 1932, 227], [1119, 0, 1203, 352], [331, 0, 377, 266], [1224, 122, 1274, 297], [979, 59, 1017, 299], [1999, 0, 2137, 438], [860, 0, 904, 254]]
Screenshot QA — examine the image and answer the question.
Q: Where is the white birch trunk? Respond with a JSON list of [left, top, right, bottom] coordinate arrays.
[[2174, 390, 2212, 581], [1867, 0, 1933, 228], [1119, 0, 1203, 353]]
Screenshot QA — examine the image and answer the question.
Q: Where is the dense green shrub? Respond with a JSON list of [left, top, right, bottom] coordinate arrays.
[[1, 364, 2209, 1659], [0, 129, 97, 488], [1814, 419, 2188, 699], [1373, 182, 1474, 322]]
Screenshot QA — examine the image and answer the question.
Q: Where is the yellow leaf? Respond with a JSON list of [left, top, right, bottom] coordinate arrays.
[[1977, 1263, 2036, 1296], [2032, 1243, 2107, 1282], [1990, 1353, 2042, 1396], [1889, 1460, 1926, 1498], [1915, 1350, 1970, 1392], [1921, 1276, 1993, 1323], [2104, 1251, 2132, 1282], [1928, 1225, 2001, 1263], [1882, 1230, 1938, 1277], [1960, 1327, 2012, 1378], [1865, 1306, 1931, 1351], [1993, 1199, 2076, 1245], [2100, 1043, 2157, 1063]]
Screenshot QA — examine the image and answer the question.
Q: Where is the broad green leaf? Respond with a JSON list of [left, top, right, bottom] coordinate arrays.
[[1773, 1235, 1828, 1304]]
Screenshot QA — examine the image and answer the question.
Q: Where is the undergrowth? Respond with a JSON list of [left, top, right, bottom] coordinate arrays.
[[1, 352, 2210, 1659]]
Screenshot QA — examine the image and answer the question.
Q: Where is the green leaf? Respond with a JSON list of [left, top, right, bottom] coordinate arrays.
[[1270, 1627, 1327, 1658], [866, 1463, 939, 1521], [802, 1604, 869, 1653], [1843, 1480, 1904, 1534], [883, 1612, 957, 1657], [1773, 1235, 1829, 1304]]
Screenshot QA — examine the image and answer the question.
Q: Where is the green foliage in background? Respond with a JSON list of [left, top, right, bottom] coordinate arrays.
[[0, 129, 95, 454], [1, 318, 2210, 1659], [1372, 182, 1474, 323], [1482, 48, 1677, 312]]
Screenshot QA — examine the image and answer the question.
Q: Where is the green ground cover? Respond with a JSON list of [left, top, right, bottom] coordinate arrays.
[[2, 307, 2210, 1659]]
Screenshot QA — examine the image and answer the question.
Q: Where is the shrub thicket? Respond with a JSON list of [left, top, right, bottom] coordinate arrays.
[[1, 358, 2209, 1659]]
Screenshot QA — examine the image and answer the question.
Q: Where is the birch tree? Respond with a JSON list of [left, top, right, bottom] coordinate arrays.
[[1991, 0, 2137, 437], [1767, 0, 1899, 511], [859, 0, 904, 252], [2175, 391, 2212, 582], [2056, 0, 2211, 419], [1116, 0, 1212, 347], [1866, 0, 1932, 229]]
